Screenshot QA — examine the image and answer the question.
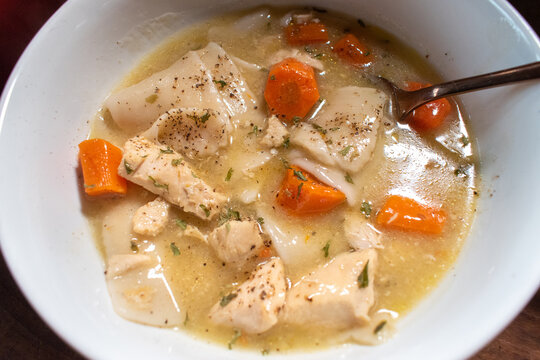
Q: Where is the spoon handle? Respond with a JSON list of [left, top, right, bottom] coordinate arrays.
[[409, 61, 540, 109]]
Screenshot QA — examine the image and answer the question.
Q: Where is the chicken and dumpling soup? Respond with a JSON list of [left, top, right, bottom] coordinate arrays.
[[78, 7, 478, 353]]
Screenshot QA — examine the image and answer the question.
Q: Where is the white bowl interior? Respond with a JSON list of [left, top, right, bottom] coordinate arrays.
[[0, 0, 539, 359]]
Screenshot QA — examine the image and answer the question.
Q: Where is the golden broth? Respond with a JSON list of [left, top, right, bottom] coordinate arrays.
[[85, 6, 478, 354]]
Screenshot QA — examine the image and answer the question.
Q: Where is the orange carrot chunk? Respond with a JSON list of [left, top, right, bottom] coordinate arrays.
[[264, 58, 320, 122], [376, 195, 446, 234], [406, 82, 451, 131], [276, 166, 346, 215], [333, 33, 373, 67], [258, 247, 273, 258], [78, 138, 127, 196], [285, 22, 329, 45]]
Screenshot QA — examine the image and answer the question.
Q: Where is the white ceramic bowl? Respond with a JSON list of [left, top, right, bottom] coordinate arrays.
[[1, 0, 539, 359]]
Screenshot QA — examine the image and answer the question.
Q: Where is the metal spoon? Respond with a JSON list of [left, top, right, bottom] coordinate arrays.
[[375, 61, 540, 122]]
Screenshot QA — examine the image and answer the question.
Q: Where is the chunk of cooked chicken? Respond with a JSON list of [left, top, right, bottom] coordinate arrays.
[[209, 258, 286, 334], [260, 115, 289, 148], [143, 108, 230, 159], [104, 42, 262, 133], [291, 87, 387, 173], [281, 249, 377, 328], [118, 136, 226, 220], [267, 48, 324, 71], [344, 212, 383, 250], [132, 197, 170, 236], [106, 254, 152, 279], [207, 220, 264, 266]]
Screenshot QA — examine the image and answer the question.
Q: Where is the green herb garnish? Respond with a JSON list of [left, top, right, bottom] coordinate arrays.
[[225, 168, 233, 181], [360, 201, 372, 218], [148, 176, 168, 191], [145, 94, 158, 104], [183, 312, 189, 326], [282, 136, 290, 148], [124, 160, 134, 174], [292, 116, 302, 125], [297, 182, 303, 198], [213, 79, 227, 88], [460, 135, 470, 146], [170, 242, 180, 256], [340, 145, 352, 156], [220, 293, 238, 307], [345, 173, 354, 184], [270, 75, 276, 80], [358, 260, 369, 288], [228, 329, 242, 350], [322, 241, 330, 258], [293, 170, 307, 181], [175, 219, 187, 230], [250, 125, 259, 136], [171, 158, 183, 166], [311, 123, 327, 134], [187, 111, 211, 124], [280, 157, 290, 169], [218, 208, 241, 225], [160, 146, 174, 154], [374, 320, 387, 334], [257, 217, 265, 225], [199, 204, 211, 217]]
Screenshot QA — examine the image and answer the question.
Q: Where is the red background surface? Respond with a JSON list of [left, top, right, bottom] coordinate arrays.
[[0, 1, 538, 359]]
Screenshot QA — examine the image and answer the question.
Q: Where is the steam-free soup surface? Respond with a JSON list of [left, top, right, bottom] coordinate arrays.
[[82, 6, 478, 353]]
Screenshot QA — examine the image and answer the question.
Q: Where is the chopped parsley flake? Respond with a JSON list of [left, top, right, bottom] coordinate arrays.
[[170, 242, 180, 256], [358, 260, 369, 288], [199, 204, 211, 217], [292, 116, 302, 124], [218, 208, 241, 226], [360, 201, 372, 218], [250, 125, 259, 136], [148, 176, 168, 191], [228, 329, 242, 350], [187, 111, 211, 124], [374, 320, 387, 334], [171, 158, 183, 166], [160, 146, 174, 154], [293, 170, 307, 181], [460, 135, 470, 146], [124, 160, 134, 174], [225, 168, 234, 181], [213, 79, 227, 88], [322, 241, 330, 257], [340, 145, 352, 156], [282, 136, 290, 148], [345, 173, 354, 184], [364, 51, 371, 56], [297, 182, 303, 198], [183, 312, 189, 326], [145, 94, 158, 104], [175, 219, 187, 230], [220, 293, 238, 307], [280, 157, 290, 169], [311, 123, 327, 134], [270, 75, 276, 80], [257, 217, 265, 225]]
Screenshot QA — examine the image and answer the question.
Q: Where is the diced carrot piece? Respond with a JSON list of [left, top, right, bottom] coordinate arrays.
[[258, 247, 272, 258], [264, 58, 320, 122], [276, 166, 346, 215], [284, 22, 329, 45], [376, 195, 446, 234], [333, 33, 373, 67], [78, 139, 127, 196], [406, 82, 451, 131]]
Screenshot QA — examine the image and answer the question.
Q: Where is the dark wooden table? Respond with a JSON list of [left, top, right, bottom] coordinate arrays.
[[0, 1, 538, 359]]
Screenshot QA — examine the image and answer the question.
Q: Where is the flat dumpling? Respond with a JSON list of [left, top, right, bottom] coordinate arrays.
[[291, 86, 388, 173], [104, 42, 263, 134]]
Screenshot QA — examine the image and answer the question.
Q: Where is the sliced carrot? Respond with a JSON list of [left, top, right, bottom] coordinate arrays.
[[332, 33, 373, 67], [406, 82, 451, 131], [78, 139, 127, 196], [276, 166, 346, 215], [376, 195, 446, 234], [284, 22, 329, 45], [258, 247, 272, 258], [264, 58, 320, 122]]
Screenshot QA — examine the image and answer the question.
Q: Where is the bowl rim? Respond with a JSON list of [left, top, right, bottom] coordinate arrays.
[[0, 0, 539, 359]]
